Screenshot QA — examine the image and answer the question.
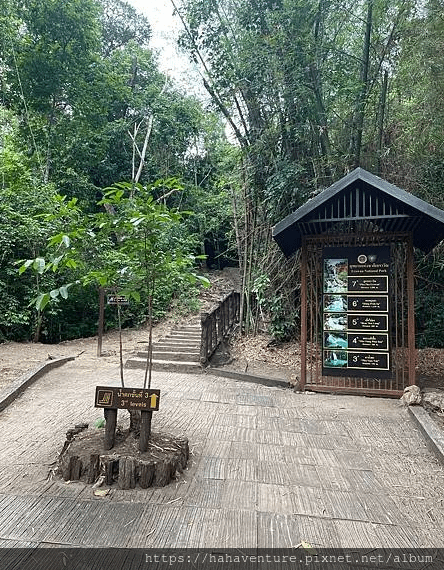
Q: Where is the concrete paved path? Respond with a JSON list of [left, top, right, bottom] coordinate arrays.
[[0, 357, 444, 553]]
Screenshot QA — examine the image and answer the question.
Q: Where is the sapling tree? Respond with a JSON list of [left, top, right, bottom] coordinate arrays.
[[97, 181, 209, 440], [18, 179, 209, 442]]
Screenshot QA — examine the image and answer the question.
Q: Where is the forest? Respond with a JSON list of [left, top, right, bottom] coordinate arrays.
[[0, 0, 444, 347]]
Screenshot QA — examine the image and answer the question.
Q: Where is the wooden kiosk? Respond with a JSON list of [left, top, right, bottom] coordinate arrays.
[[273, 168, 444, 397]]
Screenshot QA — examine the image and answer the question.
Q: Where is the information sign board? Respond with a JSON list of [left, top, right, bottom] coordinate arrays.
[[322, 246, 391, 378]]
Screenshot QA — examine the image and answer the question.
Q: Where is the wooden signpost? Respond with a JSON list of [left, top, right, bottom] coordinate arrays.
[[97, 290, 129, 357], [95, 386, 160, 451]]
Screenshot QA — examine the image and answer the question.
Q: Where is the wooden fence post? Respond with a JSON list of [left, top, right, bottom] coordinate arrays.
[[139, 410, 152, 452], [104, 408, 117, 450], [97, 286, 105, 357], [200, 312, 209, 365]]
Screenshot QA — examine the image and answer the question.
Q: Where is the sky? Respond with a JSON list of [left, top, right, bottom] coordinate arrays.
[[127, 0, 205, 99]]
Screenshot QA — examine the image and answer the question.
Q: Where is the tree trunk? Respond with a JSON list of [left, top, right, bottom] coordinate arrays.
[[351, 0, 373, 168], [376, 70, 389, 175]]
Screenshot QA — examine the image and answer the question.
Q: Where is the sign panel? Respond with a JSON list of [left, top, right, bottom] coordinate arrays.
[[347, 295, 388, 312], [347, 314, 388, 331], [95, 386, 160, 411], [347, 352, 389, 371], [348, 276, 388, 293], [107, 295, 129, 305], [323, 332, 389, 351], [322, 246, 391, 377], [347, 333, 388, 351]]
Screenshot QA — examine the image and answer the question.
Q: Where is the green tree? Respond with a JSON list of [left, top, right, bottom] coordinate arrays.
[[0, 108, 74, 340], [99, 0, 152, 57], [177, 0, 418, 337]]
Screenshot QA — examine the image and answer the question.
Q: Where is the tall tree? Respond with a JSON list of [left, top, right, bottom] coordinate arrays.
[[99, 0, 152, 57], [176, 0, 415, 335]]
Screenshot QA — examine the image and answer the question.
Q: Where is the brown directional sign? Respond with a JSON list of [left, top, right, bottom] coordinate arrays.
[[107, 295, 129, 305], [95, 386, 160, 411]]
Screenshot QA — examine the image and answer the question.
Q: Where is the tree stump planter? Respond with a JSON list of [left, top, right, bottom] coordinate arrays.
[[58, 427, 189, 489]]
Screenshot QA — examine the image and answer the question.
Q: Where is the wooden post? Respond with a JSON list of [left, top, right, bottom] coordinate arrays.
[[216, 303, 222, 341], [300, 238, 308, 391], [105, 459, 115, 485], [64, 455, 82, 481], [212, 310, 217, 353], [104, 408, 117, 450], [154, 459, 174, 486], [406, 235, 416, 386], [139, 410, 152, 452], [118, 457, 137, 489], [87, 454, 100, 484], [97, 286, 105, 357], [139, 460, 156, 488], [200, 312, 209, 365]]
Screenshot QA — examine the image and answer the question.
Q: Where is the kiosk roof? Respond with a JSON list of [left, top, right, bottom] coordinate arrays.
[[273, 168, 444, 257]]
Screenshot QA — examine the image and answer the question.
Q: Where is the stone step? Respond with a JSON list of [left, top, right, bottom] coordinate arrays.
[[141, 342, 201, 352], [166, 338, 201, 344], [163, 334, 201, 341], [125, 357, 201, 374], [165, 334, 201, 341], [127, 325, 203, 373], [139, 337, 201, 345], [137, 351, 200, 362]]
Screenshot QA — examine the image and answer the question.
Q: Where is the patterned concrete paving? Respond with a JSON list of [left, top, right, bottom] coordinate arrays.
[[0, 359, 444, 550]]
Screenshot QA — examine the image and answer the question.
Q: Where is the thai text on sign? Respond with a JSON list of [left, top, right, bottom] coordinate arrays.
[[95, 386, 160, 411]]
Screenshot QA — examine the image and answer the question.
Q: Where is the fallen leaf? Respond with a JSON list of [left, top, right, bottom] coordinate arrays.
[[93, 488, 110, 497]]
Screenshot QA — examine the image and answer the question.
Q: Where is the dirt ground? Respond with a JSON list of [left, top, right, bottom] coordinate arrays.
[[0, 267, 241, 391], [0, 322, 167, 392], [2, 322, 444, 394]]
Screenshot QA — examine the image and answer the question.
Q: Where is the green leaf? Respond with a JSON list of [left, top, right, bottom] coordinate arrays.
[[59, 285, 70, 299], [33, 258, 46, 274], [130, 216, 145, 226], [18, 259, 34, 275], [51, 255, 64, 271], [194, 274, 211, 288], [129, 290, 140, 302], [65, 258, 78, 269], [94, 418, 105, 428], [35, 293, 51, 311]]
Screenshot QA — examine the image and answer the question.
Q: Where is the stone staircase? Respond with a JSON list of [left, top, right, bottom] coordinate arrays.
[[125, 324, 202, 373]]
